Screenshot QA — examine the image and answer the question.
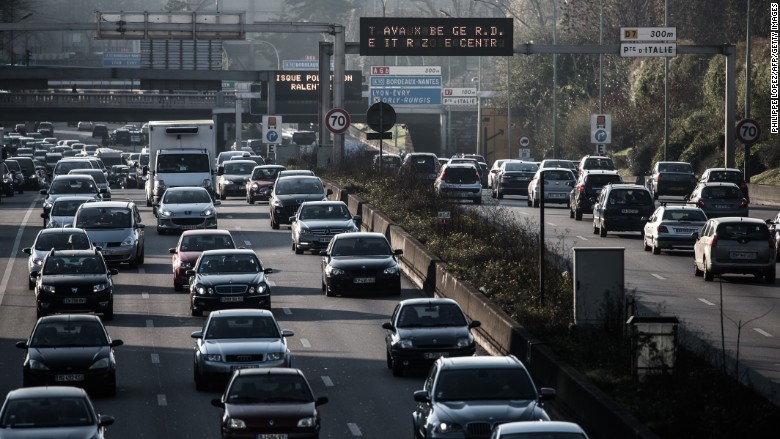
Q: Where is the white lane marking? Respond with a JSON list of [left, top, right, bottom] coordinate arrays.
[[282, 307, 292, 315], [301, 338, 311, 348], [268, 281, 276, 287], [157, 394, 167, 406], [347, 422, 362, 436], [321, 376, 334, 387], [698, 298, 716, 306], [139, 267, 146, 274], [651, 273, 666, 280], [0, 197, 38, 306], [142, 292, 149, 299], [547, 222, 557, 226], [754, 328, 773, 337], [577, 235, 588, 241], [227, 215, 233, 219], [244, 240, 252, 246], [146, 320, 154, 328], [151, 353, 160, 364]]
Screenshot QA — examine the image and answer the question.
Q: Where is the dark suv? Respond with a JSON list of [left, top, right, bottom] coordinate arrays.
[[592, 183, 655, 237], [399, 152, 440, 184], [412, 355, 556, 439], [569, 170, 623, 220], [646, 161, 696, 199], [699, 167, 749, 203]]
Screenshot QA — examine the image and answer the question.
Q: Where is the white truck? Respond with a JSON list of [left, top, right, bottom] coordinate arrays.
[[144, 120, 216, 207]]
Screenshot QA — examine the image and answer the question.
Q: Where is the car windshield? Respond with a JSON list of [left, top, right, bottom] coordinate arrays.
[[541, 170, 574, 181], [274, 179, 323, 195], [707, 171, 742, 184], [299, 204, 350, 220], [252, 167, 282, 180], [443, 167, 479, 183], [586, 174, 622, 187], [198, 254, 261, 274], [434, 368, 536, 401], [51, 199, 91, 216], [226, 375, 312, 404], [223, 162, 255, 175], [34, 232, 91, 251], [608, 189, 652, 205], [716, 223, 768, 240], [397, 304, 468, 328], [659, 163, 693, 173], [49, 179, 97, 195], [584, 158, 614, 170], [75, 207, 131, 229], [31, 321, 108, 348], [43, 255, 104, 275], [496, 433, 587, 439], [0, 397, 94, 428], [179, 235, 235, 252], [409, 156, 436, 172], [205, 316, 280, 339], [330, 237, 391, 256], [662, 210, 707, 221], [56, 161, 93, 174], [504, 162, 538, 172], [158, 154, 210, 173], [71, 171, 107, 185], [701, 186, 742, 199], [164, 190, 212, 204]]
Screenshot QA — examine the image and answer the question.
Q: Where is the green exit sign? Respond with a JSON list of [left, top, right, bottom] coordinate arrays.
[[222, 80, 236, 90]]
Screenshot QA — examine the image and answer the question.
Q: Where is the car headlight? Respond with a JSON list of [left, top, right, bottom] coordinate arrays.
[[93, 283, 109, 292], [203, 354, 222, 362], [265, 352, 283, 361], [248, 284, 267, 295], [383, 266, 400, 275], [33, 258, 44, 266], [201, 208, 216, 217], [43, 202, 52, 210], [456, 336, 474, 348], [196, 286, 214, 295], [251, 183, 259, 190], [28, 359, 49, 370], [42, 285, 56, 293], [436, 422, 464, 434], [179, 261, 192, 269], [159, 209, 173, 218], [299, 225, 311, 234], [89, 358, 110, 369], [297, 417, 316, 428], [272, 198, 282, 207], [121, 235, 135, 246], [325, 266, 345, 276], [227, 418, 246, 429], [399, 339, 413, 349]]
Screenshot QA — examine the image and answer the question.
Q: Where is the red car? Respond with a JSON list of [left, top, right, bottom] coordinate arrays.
[[246, 165, 286, 204], [169, 229, 236, 291]]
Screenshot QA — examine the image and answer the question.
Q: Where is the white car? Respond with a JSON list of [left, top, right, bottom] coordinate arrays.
[[490, 421, 590, 438], [642, 205, 708, 254], [527, 167, 576, 207], [155, 187, 220, 234]]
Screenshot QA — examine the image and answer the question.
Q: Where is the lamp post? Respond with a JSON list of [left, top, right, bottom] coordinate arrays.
[[253, 39, 280, 70]]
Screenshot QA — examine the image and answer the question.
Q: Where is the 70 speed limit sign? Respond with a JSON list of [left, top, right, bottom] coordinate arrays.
[[736, 118, 761, 145], [325, 108, 351, 134]]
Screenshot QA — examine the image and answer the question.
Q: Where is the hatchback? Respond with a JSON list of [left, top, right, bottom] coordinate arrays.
[[433, 163, 483, 204], [73, 200, 146, 267], [399, 152, 440, 184], [492, 160, 538, 199], [569, 170, 623, 220], [699, 167, 750, 202], [527, 168, 576, 207], [693, 217, 775, 282], [592, 183, 655, 237], [170, 229, 237, 291], [246, 165, 286, 204], [642, 205, 707, 254], [685, 182, 748, 219], [23, 228, 93, 289], [155, 186, 220, 234]]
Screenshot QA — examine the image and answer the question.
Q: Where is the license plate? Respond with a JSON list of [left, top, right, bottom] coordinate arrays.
[[621, 209, 639, 214], [730, 252, 757, 260], [181, 225, 197, 230], [257, 434, 287, 439], [353, 277, 375, 284], [55, 374, 84, 382], [547, 193, 565, 198], [424, 352, 448, 359], [715, 204, 730, 209], [231, 365, 259, 372], [674, 228, 697, 233], [63, 298, 86, 304], [220, 296, 244, 302], [320, 237, 333, 243]]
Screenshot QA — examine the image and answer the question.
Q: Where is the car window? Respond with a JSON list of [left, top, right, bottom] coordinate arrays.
[[331, 237, 391, 256], [443, 167, 479, 183], [607, 189, 651, 205], [49, 179, 97, 195], [205, 315, 280, 340], [584, 158, 614, 170], [716, 223, 768, 240], [542, 170, 574, 180], [34, 232, 91, 251], [397, 303, 467, 328], [43, 254, 104, 275], [180, 235, 235, 252], [663, 210, 707, 221], [701, 186, 742, 199], [707, 171, 742, 183], [51, 199, 91, 216], [226, 374, 312, 403], [409, 155, 436, 171], [223, 162, 255, 174], [76, 207, 131, 229], [434, 368, 536, 401], [586, 174, 622, 186], [164, 190, 212, 204], [275, 179, 322, 195], [32, 321, 107, 348], [199, 254, 261, 273], [1, 397, 94, 428], [659, 163, 693, 173]]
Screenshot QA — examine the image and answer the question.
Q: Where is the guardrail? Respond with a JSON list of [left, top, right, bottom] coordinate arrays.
[[0, 91, 237, 110]]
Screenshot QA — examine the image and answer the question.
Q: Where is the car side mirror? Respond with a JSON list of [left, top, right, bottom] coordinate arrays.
[[289, 216, 297, 223], [30, 271, 39, 278], [190, 331, 203, 339], [39, 189, 47, 195], [15, 341, 28, 349], [137, 223, 145, 229], [109, 268, 119, 276], [210, 399, 225, 409], [40, 213, 46, 218], [413, 390, 431, 403], [22, 247, 31, 255], [264, 268, 273, 274], [281, 329, 295, 337], [169, 248, 177, 254], [320, 250, 328, 257], [316, 396, 329, 406], [326, 188, 334, 196], [110, 339, 124, 348], [468, 320, 482, 329], [393, 249, 403, 256], [382, 322, 395, 331], [217, 166, 224, 176], [214, 200, 222, 206], [539, 387, 557, 400], [353, 215, 362, 224], [691, 231, 700, 240], [186, 269, 195, 276]]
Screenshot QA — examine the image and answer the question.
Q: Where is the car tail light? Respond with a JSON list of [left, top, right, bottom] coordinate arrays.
[[435, 161, 441, 173], [578, 184, 585, 192], [697, 200, 706, 209], [657, 225, 669, 233], [657, 174, 663, 182], [739, 199, 748, 208], [475, 170, 480, 180], [711, 234, 718, 248]]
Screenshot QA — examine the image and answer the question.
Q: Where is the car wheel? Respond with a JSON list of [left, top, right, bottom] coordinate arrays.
[[473, 197, 481, 204], [703, 258, 714, 281], [533, 198, 540, 208], [43, 218, 47, 228], [491, 188, 497, 199], [137, 250, 145, 265], [766, 267, 776, 284], [391, 357, 404, 377], [569, 207, 574, 218], [36, 306, 45, 319], [17, 186, 23, 194], [105, 383, 117, 397], [191, 306, 202, 317], [593, 220, 599, 235], [599, 222, 607, 237], [497, 189, 503, 199], [526, 197, 532, 207], [174, 281, 183, 292], [386, 350, 393, 369], [7, 189, 14, 197], [694, 261, 703, 277], [129, 255, 139, 269], [103, 304, 114, 321], [194, 366, 207, 391], [575, 209, 583, 221], [271, 217, 280, 230], [294, 242, 303, 255], [157, 227, 166, 235], [146, 197, 152, 207], [247, 194, 255, 205], [651, 239, 660, 255], [28, 279, 34, 290]]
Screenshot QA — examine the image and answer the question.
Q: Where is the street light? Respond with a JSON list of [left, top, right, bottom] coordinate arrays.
[[9, 12, 33, 66], [252, 39, 280, 70]]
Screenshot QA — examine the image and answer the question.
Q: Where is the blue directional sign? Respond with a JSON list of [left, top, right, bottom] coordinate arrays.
[[370, 76, 442, 87], [594, 129, 608, 143], [102, 52, 141, 68], [266, 130, 279, 143], [369, 88, 442, 105]]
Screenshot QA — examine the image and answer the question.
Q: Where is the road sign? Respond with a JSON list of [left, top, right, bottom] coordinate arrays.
[[620, 43, 677, 57], [370, 76, 442, 87], [443, 97, 477, 106], [590, 114, 612, 144], [282, 59, 334, 70], [102, 52, 141, 68], [518, 136, 530, 147], [262, 115, 281, 144], [370, 88, 442, 105], [235, 92, 262, 98], [443, 88, 477, 97], [370, 65, 442, 76], [620, 27, 677, 42], [325, 108, 351, 134], [736, 119, 762, 145], [366, 102, 396, 133]]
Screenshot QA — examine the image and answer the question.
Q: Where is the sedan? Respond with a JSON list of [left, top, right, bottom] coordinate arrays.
[[642, 205, 708, 254], [290, 201, 360, 254], [269, 176, 332, 229], [188, 249, 273, 316], [527, 168, 576, 207], [685, 182, 748, 219], [33, 249, 117, 320], [321, 232, 403, 297], [246, 165, 286, 204], [383, 298, 481, 376], [155, 186, 220, 234], [16, 314, 123, 396], [43, 196, 96, 228], [0, 386, 115, 438], [211, 367, 327, 439], [216, 159, 256, 200], [192, 309, 294, 390], [41, 175, 102, 227], [490, 421, 590, 439], [170, 229, 236, 292], [23, 228, 93, 289], [492, 160, 538, 199]]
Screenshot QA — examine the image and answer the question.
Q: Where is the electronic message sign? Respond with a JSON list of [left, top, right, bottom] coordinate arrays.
[[274, 70, 363, 100], [360, 17, 514, 56]]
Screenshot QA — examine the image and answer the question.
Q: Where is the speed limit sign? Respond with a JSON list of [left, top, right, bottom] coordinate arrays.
[[736, 118, 761, 145], [325, 108, 351, 134]]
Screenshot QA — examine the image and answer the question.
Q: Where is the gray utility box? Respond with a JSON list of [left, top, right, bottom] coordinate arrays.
[[573, 247, 625, 326]]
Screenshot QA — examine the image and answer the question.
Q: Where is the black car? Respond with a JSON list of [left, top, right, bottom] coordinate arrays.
[[492, 160, 538, 199], [412, 355, 556, 439], [646, 161, 697, 199], [33, 249, 117, 320], [320, 232, 403, 297], [399, 152, 440, 184], [15, 314, 123, 396], [382, 298, 481, 376], [569, 170, 623, 220], [592, 183, 655, 237], [188, 249, 274, 316], [212, 368, 328, 439], [10, 154, 43, 191], [3, 158, 25, 193], [269, 176, 332, 230], [1, 161, 15, 197]]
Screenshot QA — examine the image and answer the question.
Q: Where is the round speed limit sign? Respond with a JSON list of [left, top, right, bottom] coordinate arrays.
[[325, 108, 351, 134], [736, 118, 761, 145]]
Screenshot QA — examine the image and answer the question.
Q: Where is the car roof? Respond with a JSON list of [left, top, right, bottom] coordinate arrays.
[[495, 421, 588, 435], [707, 216, 766, 225], [180, 229, 233, 237], [38, 227, 89, 235], [49, 249, 99, 257], [656, 161, 690, 164], [607, 183, 647, 190], [6, 386, 89, 400], [38, 314, 102, 324], [334, 232, 385, 240], [254, 165, 286, 170], [164, 186, 210, 193], [698, 181, 741, 187], [300, 200, 347, 207], [704, 167, 742, 172], [78, 200, 134, 209], [234, 367, 303, 378], [223, 159, 258, 165], [437, 355, 524, 370], [399, 298, 460, 307], [276, 175, 320, 182], [209, 309, 273, 318], [443, 162, 478, 169], [51, 195, 99, 203], [200, 248, 257, 256], [52, 174, 95, 182]]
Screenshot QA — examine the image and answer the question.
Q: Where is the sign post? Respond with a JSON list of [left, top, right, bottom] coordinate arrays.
[[366, 102, 397, 170], [736, 118, 762, 182], [590, 114, 611, 154], [325, 108, 351, 135]]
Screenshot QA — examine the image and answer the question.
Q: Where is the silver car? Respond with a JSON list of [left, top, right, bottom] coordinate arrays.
[[155, 187, 220, 234], [693, 217, 775, 282], [685, 182, 748, 219], [22, 228, 93, 289], [527, 167, 576, 207], [643, 205, 707, 254], [433, 163, 483, 204], [43, 196, 97, 228], [69, 168, 111, 201], [289, 201, 360, 254], [191, 309, 294, 390], [73, 201, 146, 267]]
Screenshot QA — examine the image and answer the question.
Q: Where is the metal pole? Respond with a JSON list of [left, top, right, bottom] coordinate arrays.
[[663, 0, 669, 161], [539, 172, 545, 306], [507, 57, 512, 159], [599, 0, 603, 113], [745, 0, 752, 181], [476, 56, 482, 156], [552, 0, 557, 159]]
